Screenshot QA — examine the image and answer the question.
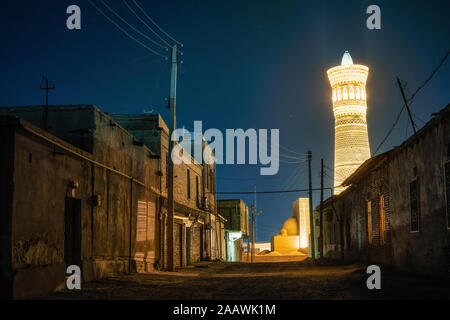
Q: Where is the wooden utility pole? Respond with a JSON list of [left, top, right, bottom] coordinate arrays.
[[40, 76, 55, 131], [319, 158, 324, 259], [307, 151, 315, 261], [167, 44, 178, 272], [40, 76, 55, 106], [250, 203, 261, 263], [251, 204, 255, 263], [396, 77, 417, 134], [247, 236, 250, 262]]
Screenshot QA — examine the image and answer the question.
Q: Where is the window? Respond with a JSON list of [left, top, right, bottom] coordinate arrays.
[[196, 176, 199, 205], [367, 200, 372, 244], [343, 88, 348, 100], [445, 162, 450, 228], [356, 87, 361, 100], [349, 87, 355, 99], [333, 89, 337, 102], [136, 200, 155, 242], [187, 169, 191, 199], [379, 195, 386, 245], [409, 179, 420, 232], [165, 152, 169, 189], [338, 88, 342, 101], [210, 169, 214, 193]]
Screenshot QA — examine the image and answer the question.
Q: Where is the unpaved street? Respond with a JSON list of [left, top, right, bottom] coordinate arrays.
[[45, 261, 450, 300]]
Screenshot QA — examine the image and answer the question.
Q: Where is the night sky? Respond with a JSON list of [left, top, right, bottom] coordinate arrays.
[[1, 0, 449, 242]]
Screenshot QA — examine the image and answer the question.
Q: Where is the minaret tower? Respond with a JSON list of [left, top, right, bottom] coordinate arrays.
[[327, 51, 371, 194]]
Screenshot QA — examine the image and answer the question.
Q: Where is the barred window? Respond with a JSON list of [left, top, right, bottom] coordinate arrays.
[[187, 169, 191, 199]]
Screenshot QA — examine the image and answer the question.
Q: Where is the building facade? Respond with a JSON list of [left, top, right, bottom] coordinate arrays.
[[271, 198, 310, 254], [318, 104, 450, 278], [216, 199, 249, 262], [0, 105, 223, 299], [327, 51, 371, 194]]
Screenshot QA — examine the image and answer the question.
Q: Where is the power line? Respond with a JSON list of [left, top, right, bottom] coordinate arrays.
[[88, 0, 168, 60], [279, 163, 306, 168], [374, 50, 449, 155], [260, 165, 305, 201], [122, 0, 174, 49], [211, 187, 332, 195], [279, 153, 308, 161], [99, 0, 168, 51], [132, 0, 183, 46], [281, 166, 306, 192], [279, 145, 308, 156], [217, 175, 295, 181], [407, 50, 449, 104], [279, 160, 307, 164]]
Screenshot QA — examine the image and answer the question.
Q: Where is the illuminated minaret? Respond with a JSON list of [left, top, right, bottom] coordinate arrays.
[[327, 51, 371, 194]]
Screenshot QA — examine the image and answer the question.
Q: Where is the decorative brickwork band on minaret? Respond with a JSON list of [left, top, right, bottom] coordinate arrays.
[[327, 51, 371, 194]]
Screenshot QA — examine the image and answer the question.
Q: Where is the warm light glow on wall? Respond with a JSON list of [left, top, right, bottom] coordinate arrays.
[[327, 52, 371, 194], [298, 198, 310, 248]]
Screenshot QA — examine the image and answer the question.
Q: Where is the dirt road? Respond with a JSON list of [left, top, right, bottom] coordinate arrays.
[[45, 260, 450, 300]]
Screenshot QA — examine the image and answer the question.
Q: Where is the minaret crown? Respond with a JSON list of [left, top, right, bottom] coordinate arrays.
[[341, 51, 353, 66]]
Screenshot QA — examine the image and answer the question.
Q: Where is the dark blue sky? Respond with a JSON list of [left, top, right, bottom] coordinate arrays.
[[1, 0, 449, 241]]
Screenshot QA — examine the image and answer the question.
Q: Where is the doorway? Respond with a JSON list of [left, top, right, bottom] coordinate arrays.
[[186, 227, 191, 265], [200, 226, 204, 260], [64, 197, 82, 267]]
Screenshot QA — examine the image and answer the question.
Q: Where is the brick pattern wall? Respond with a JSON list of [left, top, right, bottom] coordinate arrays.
[[190, 224, 202, 263]]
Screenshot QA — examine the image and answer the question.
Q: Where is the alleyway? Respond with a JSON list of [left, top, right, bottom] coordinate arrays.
[[46, 261, 450, 300]]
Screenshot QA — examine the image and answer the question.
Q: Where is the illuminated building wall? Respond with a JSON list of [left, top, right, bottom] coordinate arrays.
[[293, 198, 310, 248], [327, 51, 371, 194]]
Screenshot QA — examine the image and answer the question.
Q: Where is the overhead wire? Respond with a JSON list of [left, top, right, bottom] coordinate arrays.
[[212, 187, 331, 195], [279, 145, 308, 156], [373, 50, 449, 155], [279, 153, 308, 161], [122, 0, 174, 49], [99, 0, 168, 51], [88, 0, 168, 60], [132, 0, 183, 46]]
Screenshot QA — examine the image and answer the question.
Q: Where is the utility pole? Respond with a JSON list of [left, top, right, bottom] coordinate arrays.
[[167, 44, 178, 272], [247, 236, 250, 262], [307, 151, 315, 261], [40, 76, 55, 106], [250, 203, 261, 263], [40, 76, 55, 131], [319, 158, 324, 259], [251, 204, 255, 263], [396, 77, 417, 135], [254, 186, 257, 246]]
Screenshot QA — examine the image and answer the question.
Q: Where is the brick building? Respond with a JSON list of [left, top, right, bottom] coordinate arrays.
[[0, 105, 223, 299], [112, 114, 224, 264], [318, 104, 450, 278]]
